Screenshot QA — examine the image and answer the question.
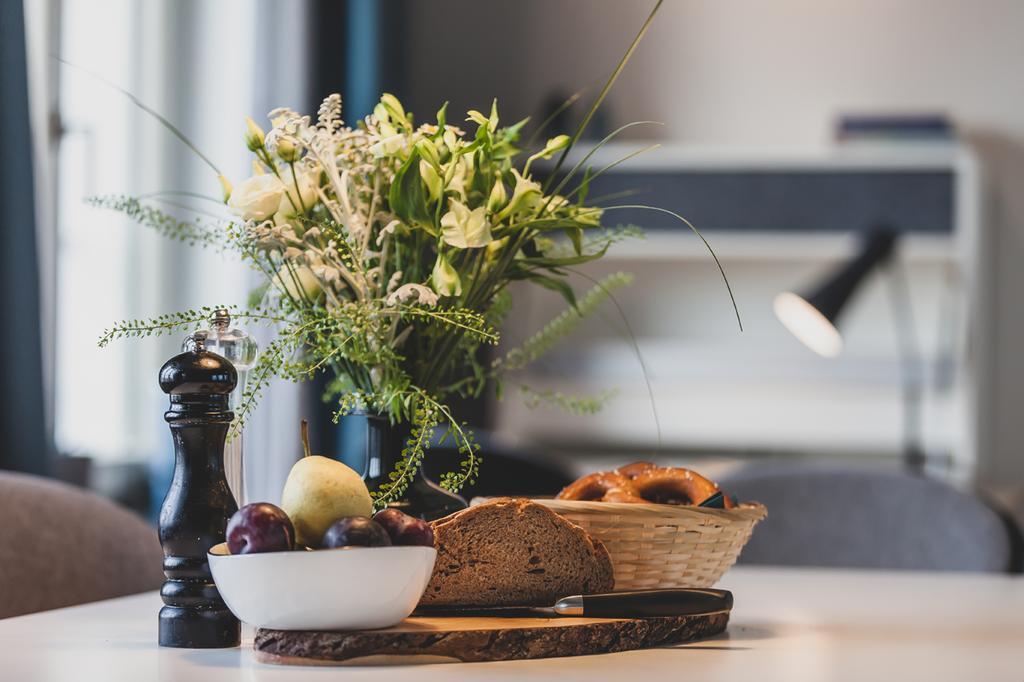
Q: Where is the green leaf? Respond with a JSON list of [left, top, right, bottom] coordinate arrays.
[[577, 166, 594, 204], [541, 224, 644, 259], [389, 148, 433, 227], [491, 118, 526, 160], [546, 120, 663, 203], [521, 272, 578, 309], [564, 226, 583, 255], [517, 242, 610, 268], [379, 93, 407, 124], [502, 117, 529, 142], [563, 143, 661, 204]]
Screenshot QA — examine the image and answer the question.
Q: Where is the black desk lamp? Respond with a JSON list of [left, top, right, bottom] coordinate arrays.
[[774, 227, 926, 473]]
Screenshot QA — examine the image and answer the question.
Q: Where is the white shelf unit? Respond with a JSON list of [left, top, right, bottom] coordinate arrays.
[[493, 143, 983, 478]]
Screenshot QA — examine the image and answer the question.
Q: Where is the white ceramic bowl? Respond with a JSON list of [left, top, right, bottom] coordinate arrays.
[[208, 543, 437, 630]]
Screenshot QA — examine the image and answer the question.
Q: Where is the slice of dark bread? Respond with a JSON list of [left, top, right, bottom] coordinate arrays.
[[420, 497, 614, 606]]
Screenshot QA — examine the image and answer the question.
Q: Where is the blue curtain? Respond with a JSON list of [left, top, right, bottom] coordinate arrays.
[[0, 0, 51, 475], [305, 0, 407, 459], [307, 0, 407, 117]]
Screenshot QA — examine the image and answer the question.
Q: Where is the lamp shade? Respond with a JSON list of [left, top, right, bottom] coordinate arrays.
[[774, 228, 896, 357]]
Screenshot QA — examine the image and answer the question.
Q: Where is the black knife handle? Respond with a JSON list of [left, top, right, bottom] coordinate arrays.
[[581, 588, 733, 618]]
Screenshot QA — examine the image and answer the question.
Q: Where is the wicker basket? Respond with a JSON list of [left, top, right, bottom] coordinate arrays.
[[534, 499, 767, 590]]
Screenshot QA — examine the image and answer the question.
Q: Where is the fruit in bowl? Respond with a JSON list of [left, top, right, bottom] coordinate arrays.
[[220, 418, 434, 555], [322, 516, 392, 548], [226, 502, 295, 554], [280, 421, 374, 547], [209, 420, 442, 629], [208, 542, 437, 630], [374, 508, 435, 547]]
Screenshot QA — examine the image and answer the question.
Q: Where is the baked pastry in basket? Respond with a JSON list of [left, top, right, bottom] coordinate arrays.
[[557, 462, 735, 508]]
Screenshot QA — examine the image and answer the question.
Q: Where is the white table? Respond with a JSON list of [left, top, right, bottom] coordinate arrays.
[[2, 566, 1022, 681]]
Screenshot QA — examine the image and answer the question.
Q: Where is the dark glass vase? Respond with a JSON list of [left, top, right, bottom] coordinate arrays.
[[338, 412, 467, 521]]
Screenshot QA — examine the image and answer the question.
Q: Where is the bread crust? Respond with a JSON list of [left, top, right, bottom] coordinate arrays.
[[420, 498, 614, 606]]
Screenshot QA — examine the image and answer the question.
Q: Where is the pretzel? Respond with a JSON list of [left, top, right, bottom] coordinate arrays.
[[556, 472, 645, 503], [629, 466, 721, 506], [615, 461, 658, 479], [557, 463, 734, 507]]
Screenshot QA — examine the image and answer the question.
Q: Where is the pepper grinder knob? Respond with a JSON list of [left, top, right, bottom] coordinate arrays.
[[182, 329, 208, 353], [157, 343, 240, 648]]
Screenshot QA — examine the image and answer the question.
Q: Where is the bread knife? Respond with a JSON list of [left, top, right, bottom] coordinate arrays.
[[415, 588, 732, 618]]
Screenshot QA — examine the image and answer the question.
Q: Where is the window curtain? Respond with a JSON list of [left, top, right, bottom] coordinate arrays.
[[0, 0, 51, 475], [48, 0, 306, 511], [303, 0, 410, 468]]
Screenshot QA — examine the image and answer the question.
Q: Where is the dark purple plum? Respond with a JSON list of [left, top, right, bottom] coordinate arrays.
[[372, 508, 413, 540], [226, 502, 295, 554], [397, 518, 435, 547], [373, 508, 435, 547], [321, 517, 392, 549]]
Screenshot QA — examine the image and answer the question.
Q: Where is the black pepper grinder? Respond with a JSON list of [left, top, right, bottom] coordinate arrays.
[[157, 331, 240, 648]]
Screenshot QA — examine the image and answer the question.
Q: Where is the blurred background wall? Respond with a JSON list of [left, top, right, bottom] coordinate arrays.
[[402, 0, 1024, 477], [399, 0, 1024, 510], [13, 0, 1024, 520]]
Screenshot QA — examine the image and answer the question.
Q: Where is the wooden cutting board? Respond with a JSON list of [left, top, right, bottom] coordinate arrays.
[[254, 610, 729, 666]]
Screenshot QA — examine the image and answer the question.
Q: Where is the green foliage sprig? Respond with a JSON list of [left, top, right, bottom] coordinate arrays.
[[518, 385, 618, 415], [495, 272, 634, 373], [540, 225, 645, 259], [86, 195, 228, 249], [97, 306, 286, 348]]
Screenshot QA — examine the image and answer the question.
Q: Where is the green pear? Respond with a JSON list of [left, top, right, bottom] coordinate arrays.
[[281, 421, 373, 547]]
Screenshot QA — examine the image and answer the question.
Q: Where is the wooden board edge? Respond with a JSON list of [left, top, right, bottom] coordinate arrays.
[[255, 650, 464, 666], [255, 612, 730, 666]]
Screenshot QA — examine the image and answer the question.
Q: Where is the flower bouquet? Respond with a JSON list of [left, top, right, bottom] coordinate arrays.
[[94, 1, 737, 509]]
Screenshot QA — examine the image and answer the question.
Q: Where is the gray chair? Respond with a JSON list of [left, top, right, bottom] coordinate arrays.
[[0, 471, 164, 619], [720, 464, 1022, 572]]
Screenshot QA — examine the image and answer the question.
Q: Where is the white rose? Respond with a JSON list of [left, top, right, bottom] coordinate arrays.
[[228, 174, 285, 221]]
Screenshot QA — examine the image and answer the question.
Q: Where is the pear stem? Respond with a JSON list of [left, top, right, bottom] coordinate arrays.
[[300, 419, 312, 458]]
